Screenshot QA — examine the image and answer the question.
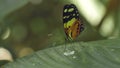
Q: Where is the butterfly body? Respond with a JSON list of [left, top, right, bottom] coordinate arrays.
[[63, 4, 84, 41]]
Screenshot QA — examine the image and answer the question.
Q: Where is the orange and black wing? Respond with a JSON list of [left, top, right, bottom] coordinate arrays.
[[63, 4, 84, 41]]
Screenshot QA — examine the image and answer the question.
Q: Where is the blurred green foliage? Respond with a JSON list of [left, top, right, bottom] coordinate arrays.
[[0, 0, 120, 66]]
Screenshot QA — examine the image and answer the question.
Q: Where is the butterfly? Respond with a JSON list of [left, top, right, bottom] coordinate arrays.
[[63, 4, 84, 41]]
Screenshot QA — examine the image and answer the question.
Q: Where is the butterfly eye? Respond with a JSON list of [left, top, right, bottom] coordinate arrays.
[[80, 24, 84, 32], [80, 27, 84, 32]]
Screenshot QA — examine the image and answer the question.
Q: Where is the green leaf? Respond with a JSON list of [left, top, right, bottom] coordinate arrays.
[[3, 39, 120, 68]]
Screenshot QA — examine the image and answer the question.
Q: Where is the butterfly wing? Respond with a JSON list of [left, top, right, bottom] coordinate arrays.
[[63, 4, 84, 40]]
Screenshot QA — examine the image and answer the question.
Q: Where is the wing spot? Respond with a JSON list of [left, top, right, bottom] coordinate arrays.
[[68, 8, 74, 12], [64, 9, 67, 13], [63, 16, 66, 19], [73, 14, 75, 16], [66, 16, 69, 18]]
